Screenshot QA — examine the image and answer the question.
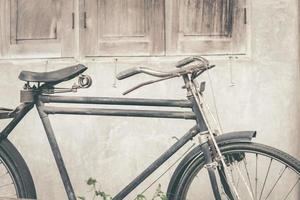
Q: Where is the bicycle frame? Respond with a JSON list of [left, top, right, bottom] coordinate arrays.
[[0, 89, 212, 200]]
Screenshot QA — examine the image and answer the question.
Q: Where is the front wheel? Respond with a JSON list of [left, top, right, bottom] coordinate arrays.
[[168, 142, 300, 200], [0, 139, 36, 199]]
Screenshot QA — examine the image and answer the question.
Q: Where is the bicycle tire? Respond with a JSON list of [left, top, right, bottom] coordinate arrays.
[[0, 139, 36, 199], [167, 142, 300, 200]]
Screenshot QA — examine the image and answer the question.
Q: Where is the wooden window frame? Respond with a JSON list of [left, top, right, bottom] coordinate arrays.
[[0, 0, 74, 59], [81, 0, 165, 57], [165, 0, 250, 56], [0, 0, 250, 59]]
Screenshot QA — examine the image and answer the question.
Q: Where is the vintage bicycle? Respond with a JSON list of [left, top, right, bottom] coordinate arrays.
[[0, 56, 299, 200]]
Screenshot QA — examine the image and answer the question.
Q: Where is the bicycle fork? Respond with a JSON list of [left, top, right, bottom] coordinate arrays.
[[185, 94, 222, 199], [201, 141, 222, 200], [183, 74, 239, 200]]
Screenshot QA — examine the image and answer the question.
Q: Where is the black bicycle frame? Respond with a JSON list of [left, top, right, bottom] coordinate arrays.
[[0, 92, 211, 200]]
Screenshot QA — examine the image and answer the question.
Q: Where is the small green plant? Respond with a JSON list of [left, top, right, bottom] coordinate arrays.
[[78, 178, 168, 200], [151, 184, 168, 200], [136, 194, 147, 200], [78, 177, 112, 200]]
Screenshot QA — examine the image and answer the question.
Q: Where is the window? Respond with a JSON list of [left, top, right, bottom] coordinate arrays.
[[0, 0, 74, 58], [0, 0, 248, 58], [82, 0, 165, 56], [166, 0, 248, 55]]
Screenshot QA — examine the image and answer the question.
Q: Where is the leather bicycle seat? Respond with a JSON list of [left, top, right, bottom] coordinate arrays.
[[18, 64, 87, 85]]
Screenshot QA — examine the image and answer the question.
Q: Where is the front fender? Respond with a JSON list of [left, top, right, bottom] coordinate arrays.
[[215, 131, 256, 145], [167, 131, 256, 199]]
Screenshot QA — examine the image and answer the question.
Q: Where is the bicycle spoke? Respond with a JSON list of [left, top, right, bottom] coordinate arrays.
[[0, 193, 17, 198], [230, 162, 240, 188], [235, 162, 242, 189], [255, 154, 258, 200], [0, 172, 9, 179], [233, 161, 254, 200], [230, 166, 235, 184], [282, 177, 300, 200], [264, 166, 287, 200], [259, 159, 273, 200], [180, 144, 300, 200], [243, 158, 255, 198], [0, 183, 13, 189]]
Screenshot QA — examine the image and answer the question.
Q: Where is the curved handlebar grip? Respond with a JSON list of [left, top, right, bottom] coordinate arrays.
[[175, 57, 196, 68], [116, 67, 141, 80]]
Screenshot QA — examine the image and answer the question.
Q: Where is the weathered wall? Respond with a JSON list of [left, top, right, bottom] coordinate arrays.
[[0, 0, 299, 199]]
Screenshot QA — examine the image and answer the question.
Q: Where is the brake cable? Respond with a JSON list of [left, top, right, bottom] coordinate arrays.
[[122, 64, 215, 95]]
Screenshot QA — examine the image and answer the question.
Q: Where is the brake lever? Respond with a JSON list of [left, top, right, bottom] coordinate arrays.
[[121, 63, 214, 95], [123, 74, 179, 95], [191, 65, 216, 80]]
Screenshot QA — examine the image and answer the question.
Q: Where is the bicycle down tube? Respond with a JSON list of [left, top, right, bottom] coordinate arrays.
[[33, 93, 209, 200]]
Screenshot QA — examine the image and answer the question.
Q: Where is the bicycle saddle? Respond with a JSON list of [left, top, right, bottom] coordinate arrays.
[[18, 64, 87, 85]]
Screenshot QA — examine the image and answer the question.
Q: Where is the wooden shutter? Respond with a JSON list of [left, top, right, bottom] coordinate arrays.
[[0, 0, 74, 58], [82, 0, 165, 56], [166, 0, 247, 55]]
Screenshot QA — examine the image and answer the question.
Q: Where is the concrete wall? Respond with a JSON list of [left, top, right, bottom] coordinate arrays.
[[0, 0, 299, 199]]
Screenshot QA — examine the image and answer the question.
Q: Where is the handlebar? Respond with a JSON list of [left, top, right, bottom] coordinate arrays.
[[116, 67, 173, 80], [116, 56, 214, 95], [175, 56, 209, 68], [116, 56, 210, 80]]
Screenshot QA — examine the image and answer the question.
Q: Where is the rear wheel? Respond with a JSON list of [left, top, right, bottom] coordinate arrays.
[[168, 143, 300, 200], [0, 139, 36, 199]]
